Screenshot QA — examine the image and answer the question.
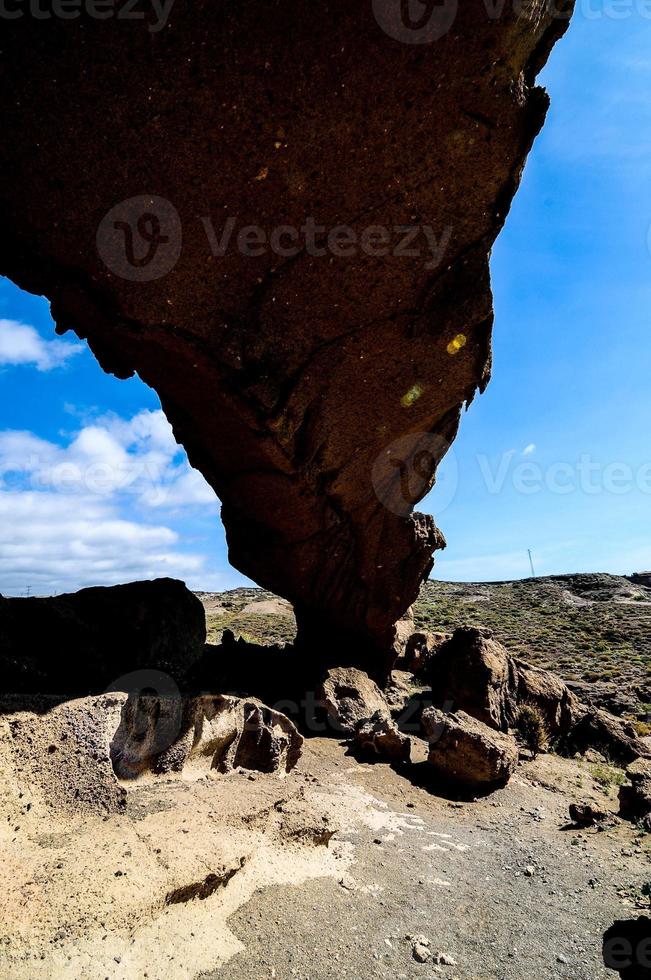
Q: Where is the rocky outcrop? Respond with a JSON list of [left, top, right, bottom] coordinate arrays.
[[0, 691, 303, 816], [426, 627, 581, 737], [316, 667, 390, 735], [404, 631, 450, 678], [112, 694, 303, 779], [563, 710, 650, 768], [0, 4, 575, 675], [422, 707, 518, 789], [569, 802, 607, 827], [619, 759, 651, 830], [0, 579, 206, 695], [353, 711, 411, 764]]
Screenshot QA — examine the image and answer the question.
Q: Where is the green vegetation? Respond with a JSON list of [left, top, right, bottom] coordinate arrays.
[[515, 704, 549, 759], [590, 763, 626, 795], [415, 575, 651, 698], [198, 574, 651, 716]]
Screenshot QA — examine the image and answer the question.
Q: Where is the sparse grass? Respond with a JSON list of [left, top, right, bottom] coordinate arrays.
[[515, 704, 549, 759], [590, 764, 626, 795], [198, 573, 651, 716], [414, 575, 651, 712]]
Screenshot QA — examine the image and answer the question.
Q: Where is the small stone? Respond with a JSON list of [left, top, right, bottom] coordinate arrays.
[[557, 954, 568, 964], [524, 866, 535, 877], [433, 952, 457, 966], [413, 944, 431, 963]]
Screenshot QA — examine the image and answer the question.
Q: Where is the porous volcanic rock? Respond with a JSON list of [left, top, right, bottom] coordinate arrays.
[[353, 710, 411, 764], [0, 3, 574, 675], [0, 579, 206, 695], [0, 692, 302, 819], [316, 667, 390, 735], [422, 707, 518, 789], [563, 710, 650, 768], [112, 694, 303, 779], [427, 626, 581, 736]]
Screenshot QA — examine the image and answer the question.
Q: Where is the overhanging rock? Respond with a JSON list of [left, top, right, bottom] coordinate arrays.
[[0, 0, 575, 674]]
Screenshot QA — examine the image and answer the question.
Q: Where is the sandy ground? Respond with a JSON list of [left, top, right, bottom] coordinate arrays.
[[1, 724, 650, 980]]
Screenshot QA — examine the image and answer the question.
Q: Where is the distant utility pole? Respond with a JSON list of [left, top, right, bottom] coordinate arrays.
[[25, 585, 31, 598], [527, 550, 536, 578]]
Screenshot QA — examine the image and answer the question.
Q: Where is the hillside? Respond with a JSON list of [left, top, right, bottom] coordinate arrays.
[[198, 573, 651, 717]]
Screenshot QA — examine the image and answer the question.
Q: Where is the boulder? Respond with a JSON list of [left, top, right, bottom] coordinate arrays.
[[111, 694, 303, 779], [316, 667, 390, 735], [569, 802, 608, 827], [422, 707, 518, 790], [0, 579, 206, 695], [563, 710, 650, 768], [619, 759, 651, 830], [0, 6, 575, 674], [427, 627, 581, 737], [427, 627, 514, 731], [404, 631, 450, 677], [353, 711, 411, 764], [513, 659, 582, 738]]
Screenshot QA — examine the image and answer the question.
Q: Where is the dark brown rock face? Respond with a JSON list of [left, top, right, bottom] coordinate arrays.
[[427, 626, 582, 737], [353, 711, 411, 764], [422, 707, 518, 789], [0, 3, 574, 672], [0, 579, 206, 694]]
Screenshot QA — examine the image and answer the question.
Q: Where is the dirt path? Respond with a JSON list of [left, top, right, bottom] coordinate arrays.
[[2, 733, 649, 979], [209, 741, 651, 980]]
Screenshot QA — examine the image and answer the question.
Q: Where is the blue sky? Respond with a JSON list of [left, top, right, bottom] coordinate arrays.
[[0, 8, 650, 595]]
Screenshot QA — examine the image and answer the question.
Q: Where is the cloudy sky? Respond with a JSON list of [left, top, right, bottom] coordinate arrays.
[[1, 9, 650, 594], [0, 292, 247, 596]]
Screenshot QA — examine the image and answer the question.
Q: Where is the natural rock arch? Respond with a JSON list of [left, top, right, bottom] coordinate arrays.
[[0, 0, 575, 677]]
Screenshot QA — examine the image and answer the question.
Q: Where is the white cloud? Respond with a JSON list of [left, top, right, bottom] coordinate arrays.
[[0, 409, 224, 596], [0, 319, 83, 371], [0, 490, 214, 596], [522, 443, 536, 456], [0, 409, 218, 510]]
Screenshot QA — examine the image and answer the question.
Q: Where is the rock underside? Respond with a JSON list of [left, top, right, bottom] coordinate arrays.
[[0, 1, 574, 675]]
